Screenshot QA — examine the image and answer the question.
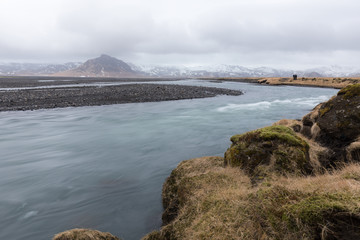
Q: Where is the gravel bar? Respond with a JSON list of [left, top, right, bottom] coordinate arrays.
[[0, 83, 243, 112]]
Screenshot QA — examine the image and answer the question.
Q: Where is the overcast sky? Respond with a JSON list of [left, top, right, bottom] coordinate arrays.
[[0, 0, 359, 68]]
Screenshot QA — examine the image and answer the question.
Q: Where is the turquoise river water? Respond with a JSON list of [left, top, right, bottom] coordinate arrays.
[[0, 80, 337, 240]]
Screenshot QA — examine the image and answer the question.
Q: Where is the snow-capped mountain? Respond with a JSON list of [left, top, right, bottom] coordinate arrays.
[[1, 55, 359, 78], [130, 64, 287, 77]]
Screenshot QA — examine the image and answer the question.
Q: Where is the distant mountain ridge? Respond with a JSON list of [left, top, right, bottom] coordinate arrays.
[[1, 54, 359, 78], [54, 54, 140, 77], [0, 62, 81, 76]]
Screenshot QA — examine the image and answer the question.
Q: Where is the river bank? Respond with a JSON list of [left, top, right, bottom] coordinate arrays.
[[199, 77, 360, 88]]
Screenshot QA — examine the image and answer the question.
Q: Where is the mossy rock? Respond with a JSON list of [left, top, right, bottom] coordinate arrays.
[[317, 84, 360, 145], [224, 125, 312, 181], [299, 84, 360, 165], [52, 228, 120, 240]]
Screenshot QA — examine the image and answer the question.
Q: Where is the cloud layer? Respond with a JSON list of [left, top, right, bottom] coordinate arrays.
[[1, 0, 359, 68]]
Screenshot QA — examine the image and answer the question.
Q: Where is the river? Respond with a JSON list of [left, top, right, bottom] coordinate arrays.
[[0, 80, 337, 239]]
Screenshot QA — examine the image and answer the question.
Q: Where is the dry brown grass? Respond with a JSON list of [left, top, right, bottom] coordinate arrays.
[[258, 77, 360, 88], [347, 140, 360, 162], [272, 119, 302, 132], [274, 163, 360, 194], [143, 157, 360, 240]]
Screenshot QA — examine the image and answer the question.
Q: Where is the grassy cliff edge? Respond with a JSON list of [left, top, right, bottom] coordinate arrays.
[[143, 84, 360, 240]]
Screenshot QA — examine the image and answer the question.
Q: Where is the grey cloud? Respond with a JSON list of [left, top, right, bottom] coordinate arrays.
[[192, 5, 360, 53], [0, 0, 359, 68]]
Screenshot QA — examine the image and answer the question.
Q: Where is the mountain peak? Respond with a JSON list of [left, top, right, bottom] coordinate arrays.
[[53, 54, 140, 77], [98, 54, 116, 60], [75, 54, 136, 76]]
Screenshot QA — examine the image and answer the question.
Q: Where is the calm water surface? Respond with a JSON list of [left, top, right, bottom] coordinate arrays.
[[0, 80, 337, 240]]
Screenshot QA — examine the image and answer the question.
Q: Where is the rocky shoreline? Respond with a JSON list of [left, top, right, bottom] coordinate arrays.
[[0, 81, 242, 112]]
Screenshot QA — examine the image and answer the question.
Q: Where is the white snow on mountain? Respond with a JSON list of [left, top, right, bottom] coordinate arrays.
[[1, 59, 359, 78], [129, 63, 360, 78]]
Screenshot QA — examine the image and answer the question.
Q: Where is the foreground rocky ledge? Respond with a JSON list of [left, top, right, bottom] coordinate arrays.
[[0, 84, 242, 112]]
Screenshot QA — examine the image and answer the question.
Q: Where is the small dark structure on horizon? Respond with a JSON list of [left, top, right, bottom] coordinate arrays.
[[293, 74, 298, 80]]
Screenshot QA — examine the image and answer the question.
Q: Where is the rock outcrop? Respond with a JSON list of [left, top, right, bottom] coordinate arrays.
[[301, 84, 360, 165]]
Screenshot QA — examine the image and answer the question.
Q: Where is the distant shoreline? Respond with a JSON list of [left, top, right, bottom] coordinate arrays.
[[199, 77, 360, 88], [1, 75, 358, 88]]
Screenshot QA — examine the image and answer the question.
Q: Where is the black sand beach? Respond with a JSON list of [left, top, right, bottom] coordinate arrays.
[[0, 77, 242, 111]]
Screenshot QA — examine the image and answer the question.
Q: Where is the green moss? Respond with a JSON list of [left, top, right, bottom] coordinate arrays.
[[258, 125, 308, 148], [231, 125, 308, 148], [319, 106, 330, 117], [338, 84, 360, 99], [285, 193, 358, 227]]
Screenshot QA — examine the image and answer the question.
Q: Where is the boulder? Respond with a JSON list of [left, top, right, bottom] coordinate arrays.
[[224, 125, 313, 182]]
